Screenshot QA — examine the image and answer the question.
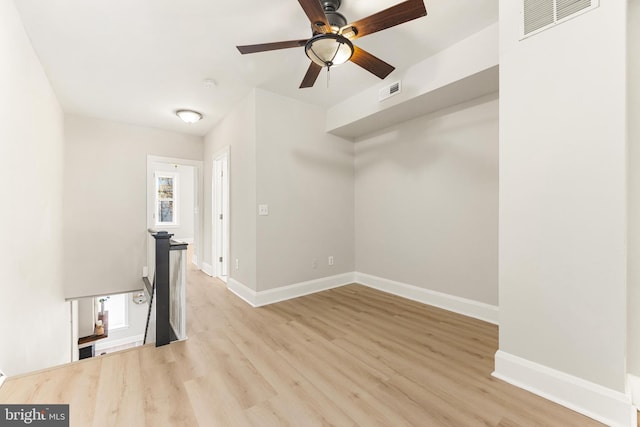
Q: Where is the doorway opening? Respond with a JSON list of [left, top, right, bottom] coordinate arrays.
[[146, 156, 203, 272], [212, 149, 230, 282]]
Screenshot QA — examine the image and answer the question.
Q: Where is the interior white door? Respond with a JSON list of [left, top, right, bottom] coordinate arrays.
[[213, 150, 230, 279]]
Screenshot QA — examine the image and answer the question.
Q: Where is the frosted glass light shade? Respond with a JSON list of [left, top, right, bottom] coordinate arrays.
[[305, 34, 354, 67], [176, 110, 203, 123]]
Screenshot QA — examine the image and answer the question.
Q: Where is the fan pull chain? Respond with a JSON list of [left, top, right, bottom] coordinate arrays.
[[327, 65, 331, 88]]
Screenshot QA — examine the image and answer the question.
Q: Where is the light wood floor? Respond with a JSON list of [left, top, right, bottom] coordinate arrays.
[[0, 263, 610, 426]]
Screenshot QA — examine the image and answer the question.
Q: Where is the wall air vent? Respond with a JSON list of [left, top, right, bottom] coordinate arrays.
[[379, 81, 401, 102], [522, 0, 597, 39]]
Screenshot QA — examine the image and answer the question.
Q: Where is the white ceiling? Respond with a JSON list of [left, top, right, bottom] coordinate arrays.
[[14, 0, 498, 136]]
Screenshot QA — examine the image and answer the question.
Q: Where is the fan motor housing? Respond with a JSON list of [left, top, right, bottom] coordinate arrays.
[[325, 11, 347, 29], [312, 0, 347, 34], [321, 0, 341, 12]]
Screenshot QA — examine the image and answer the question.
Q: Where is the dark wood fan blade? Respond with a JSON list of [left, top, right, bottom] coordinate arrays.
[[350, 46, 395, 79], [300, 62, 323, 88], [341, 0, 427, 40], [298, 0, 330, 33], [237, 40, 308, 54]]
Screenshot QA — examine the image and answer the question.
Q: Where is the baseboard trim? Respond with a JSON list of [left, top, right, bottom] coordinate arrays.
[[493, 350, 635, 427], [227, 278, 257, 306], [627, 374, 640, 409], [227, 271, 498, 324], [95, 334, 144, 352], [227, 273, 356, 307], [201, 262, 213, 277], [0, 370, 6, 389], [191, 255, 198, 267], [354, 272, 499, 324]]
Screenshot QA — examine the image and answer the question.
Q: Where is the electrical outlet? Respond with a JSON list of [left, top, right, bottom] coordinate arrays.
[[328, 256, 334, 266], [235, 258, 239, 270], [312, 258, 318, 269], [258, 204, 269, 216]]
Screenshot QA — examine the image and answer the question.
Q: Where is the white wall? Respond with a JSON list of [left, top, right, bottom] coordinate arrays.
[[354, 95, 498, 305], [77, 298, 95, 337], [628, 0, 640, 378], [0, 0, 71, 376], [204, 91, 257, 289], [151, 162, 195, 242], [63, 115, 203, 299], [498, 0, 627, 394], [254, 89, 355, 291], [203, 89, 355, 292]]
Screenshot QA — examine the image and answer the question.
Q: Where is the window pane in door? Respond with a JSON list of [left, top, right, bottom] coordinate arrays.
[[159, 201, 174, 222], [157, 177, 173, 199]]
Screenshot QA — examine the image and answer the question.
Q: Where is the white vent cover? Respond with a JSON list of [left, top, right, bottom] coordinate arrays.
[[522, 0, 597, 39], [379, 81, 401, 102]]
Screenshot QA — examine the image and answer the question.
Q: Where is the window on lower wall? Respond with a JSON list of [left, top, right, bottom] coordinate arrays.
[[155, 172, 179, 227], [96, 293, 128, 330]]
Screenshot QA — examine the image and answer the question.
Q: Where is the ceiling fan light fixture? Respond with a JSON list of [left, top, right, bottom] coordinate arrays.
[[235, 0, 426, 88], [305, 33, 354, 68], [176, 109, 203, 123]]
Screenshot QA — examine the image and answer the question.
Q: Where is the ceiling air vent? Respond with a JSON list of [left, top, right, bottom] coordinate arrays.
[[379, 81, 401, 102], [522, 0, 597, 39]]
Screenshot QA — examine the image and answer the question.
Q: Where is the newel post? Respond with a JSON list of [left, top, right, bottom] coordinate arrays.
[[153, 230, 172, 346]]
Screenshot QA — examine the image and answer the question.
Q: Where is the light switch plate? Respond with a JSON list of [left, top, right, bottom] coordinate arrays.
[[258, 204, 269, 216]]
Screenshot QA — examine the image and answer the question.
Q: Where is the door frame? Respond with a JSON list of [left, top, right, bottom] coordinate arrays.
[[146, 155, 204, 271], [212, 147, 230, 280]]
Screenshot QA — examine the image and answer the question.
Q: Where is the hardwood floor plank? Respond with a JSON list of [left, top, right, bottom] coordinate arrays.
[[225, 320, 358, 426], [140, 360, 199, 427], [92, 350, 145, 427], [0, 254, 609, 426], [275, 341, 409, 426], [183, 372, 250, 426]]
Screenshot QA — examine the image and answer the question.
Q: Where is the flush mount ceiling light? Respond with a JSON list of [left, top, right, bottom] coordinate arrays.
[[176, 110, 203, 124]]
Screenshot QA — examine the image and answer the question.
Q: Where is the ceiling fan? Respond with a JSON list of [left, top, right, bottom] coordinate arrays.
[[236, 0, 428, 88]]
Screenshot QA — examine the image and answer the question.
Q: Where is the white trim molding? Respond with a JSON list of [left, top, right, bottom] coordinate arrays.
[[627, 374, 640, 409], [227, 271, 498, 325], [354, 272, 499, 325], [95, 334, 144, 352], [227, 278, 256, 306], [173, 237, 194, 244], [0, 369, 6, 389], [494, 351, 635, 427], [227, 273, 356, 307], [201, 262, 214, 277]]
